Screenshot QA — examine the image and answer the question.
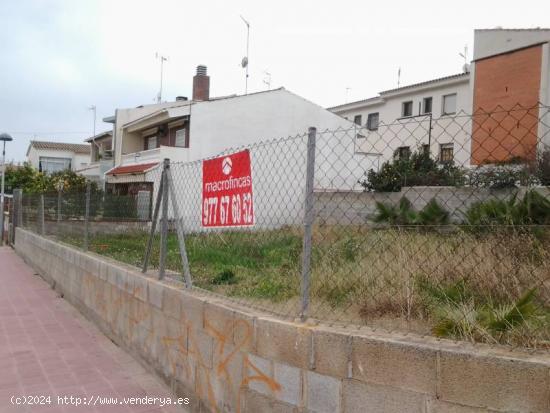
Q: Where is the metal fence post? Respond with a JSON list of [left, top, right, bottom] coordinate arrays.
[[142, 168, 165, 273], [57, 188, 62, 222], [84, 182, 91, 250], [300, 127, 317, 320], [166, 167, 193, 288], [158, 158, 170, 280], [39, 194, 45, 235], [12, 188, 22, 244]]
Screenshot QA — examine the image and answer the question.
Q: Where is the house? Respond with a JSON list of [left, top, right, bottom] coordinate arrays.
[[328, 72, 472, 169], [76, 131, 114, 186], [102, 65, 358, 198], [26, 141, 91, 174], [329, 28, 550, 169]]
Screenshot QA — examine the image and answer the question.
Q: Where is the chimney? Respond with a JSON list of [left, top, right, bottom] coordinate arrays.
[[192, 65, 210, 101]]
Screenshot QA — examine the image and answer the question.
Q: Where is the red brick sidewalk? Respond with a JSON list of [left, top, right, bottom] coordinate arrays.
[[0, 247, 188, 413]]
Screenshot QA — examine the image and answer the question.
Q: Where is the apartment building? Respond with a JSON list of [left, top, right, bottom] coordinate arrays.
[[328, 72, 472, 169], [329, 28, 550, 170]]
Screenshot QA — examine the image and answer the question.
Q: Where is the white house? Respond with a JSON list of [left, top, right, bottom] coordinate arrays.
[[102, 66, 360, 194], [97, 65, 365, 228], [328, 72, 472, 169], [26, 141, 91, 174]]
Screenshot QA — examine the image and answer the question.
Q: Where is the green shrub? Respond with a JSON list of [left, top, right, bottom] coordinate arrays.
[[361, 148, 465, 192], [373, 197, 450, 226], [417, 277, 542, 341], [464, 190, 550, 228]]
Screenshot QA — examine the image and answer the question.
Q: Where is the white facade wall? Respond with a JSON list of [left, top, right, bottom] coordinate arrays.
[[330, 76, 472, 168], [27, 147, 90, 172]]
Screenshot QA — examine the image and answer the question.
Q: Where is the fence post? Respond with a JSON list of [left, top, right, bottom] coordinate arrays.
[[142, 168, 165, 273], [57, 188, 62, 222], [39, 194, 45, 235], [84, 182, 91, 250], [12, 188, 22, 244], [300, 127, 317, 320], [166, 166, 193, 288], [158, 159, 170, 280]]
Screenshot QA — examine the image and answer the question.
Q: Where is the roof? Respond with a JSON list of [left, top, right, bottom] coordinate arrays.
[[27, 140, 91, 156], [122, 88, 287, 130], [85, 130, 112, 143], [106, 162, 159, 176], [328, 73, 469, 111], [475, 27, 550, 32], [378, 72, 469, 95]]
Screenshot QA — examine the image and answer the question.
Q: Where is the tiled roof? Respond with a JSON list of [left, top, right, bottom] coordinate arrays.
[[328, 73, 469, 110], [378, 72, 469, 95], [29, 140, 91, 154], [106, 162, 159, 176]]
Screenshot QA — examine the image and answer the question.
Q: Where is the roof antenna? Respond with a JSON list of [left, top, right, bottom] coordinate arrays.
[[263, 70, 271, 90], [155, 52, 168, 103], [240, 15, 250, 94], [397, 67, 401, 88], [459, 45, 470, 73], [345, 87, 351, 103]]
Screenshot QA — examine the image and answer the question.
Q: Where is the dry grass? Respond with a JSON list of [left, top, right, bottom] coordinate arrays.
[[58, 224, 550, 349]]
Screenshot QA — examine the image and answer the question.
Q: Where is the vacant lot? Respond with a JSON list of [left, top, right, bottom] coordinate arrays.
[[60, 225, 550, 349]]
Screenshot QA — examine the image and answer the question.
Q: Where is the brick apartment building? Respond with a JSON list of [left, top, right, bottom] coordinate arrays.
[[471, 29, 550, 165]]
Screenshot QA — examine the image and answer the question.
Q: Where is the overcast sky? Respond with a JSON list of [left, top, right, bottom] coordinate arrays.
[[1, 0, 549, 162]]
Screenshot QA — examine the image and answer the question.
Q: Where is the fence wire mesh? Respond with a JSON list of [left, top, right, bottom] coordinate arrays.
[[17, 103, 550, 351]]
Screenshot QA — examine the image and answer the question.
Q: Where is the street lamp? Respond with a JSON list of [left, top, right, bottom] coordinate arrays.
[[0, 133, 13, 246]]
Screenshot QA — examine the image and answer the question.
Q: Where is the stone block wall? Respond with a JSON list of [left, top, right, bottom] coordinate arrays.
[[15, 228, 550, 412]]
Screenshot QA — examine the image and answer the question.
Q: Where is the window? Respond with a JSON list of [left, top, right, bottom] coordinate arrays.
[[367, 113, 379, 131], [146, 136, 157, 150], [440, 143, 454, 163], [423, 97, 433, 114], [353, 115, 362, 125], [39, 157, 71, 174], [175, 128, 187, 147], [394, 146, 411, 160], [442, 94, 457, 115], [402, 101, 413, 117]]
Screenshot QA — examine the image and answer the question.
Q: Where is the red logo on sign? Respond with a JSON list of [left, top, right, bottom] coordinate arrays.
[[202, 149, 254, 227]]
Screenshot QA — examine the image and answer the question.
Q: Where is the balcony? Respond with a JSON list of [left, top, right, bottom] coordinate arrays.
[[120, 146, 189, 166]]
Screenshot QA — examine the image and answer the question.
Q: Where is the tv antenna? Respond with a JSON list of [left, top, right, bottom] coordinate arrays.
[[263, 71, 272, 90], [345, 87, 351, 103], [397, 67, 402, 88], [240, 15, 250, 94], [459, 45, 470, 73], [156, 52, 168, 103]]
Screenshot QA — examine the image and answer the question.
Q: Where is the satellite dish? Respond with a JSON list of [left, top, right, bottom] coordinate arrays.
[[241, 57, 248, 68]]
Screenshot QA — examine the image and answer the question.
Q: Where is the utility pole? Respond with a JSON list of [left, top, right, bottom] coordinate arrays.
[[240, 15, 250, 94], [156, 53, 168, 103]]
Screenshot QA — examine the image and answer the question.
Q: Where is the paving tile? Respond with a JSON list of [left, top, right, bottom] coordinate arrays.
[[0, 247, 190, 412]]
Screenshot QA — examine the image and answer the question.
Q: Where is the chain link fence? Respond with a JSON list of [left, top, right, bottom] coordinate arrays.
[[15, 103, 550, 351]]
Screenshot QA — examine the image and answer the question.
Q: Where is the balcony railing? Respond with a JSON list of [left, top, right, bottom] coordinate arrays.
[[120, 146, 190, 166], [121, 148, 161, 165]]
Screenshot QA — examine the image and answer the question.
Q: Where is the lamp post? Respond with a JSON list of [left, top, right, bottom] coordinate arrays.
[[0, 133, 13, 246]]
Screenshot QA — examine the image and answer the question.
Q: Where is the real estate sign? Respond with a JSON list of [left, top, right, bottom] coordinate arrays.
[[202, 149, 254, 227]]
